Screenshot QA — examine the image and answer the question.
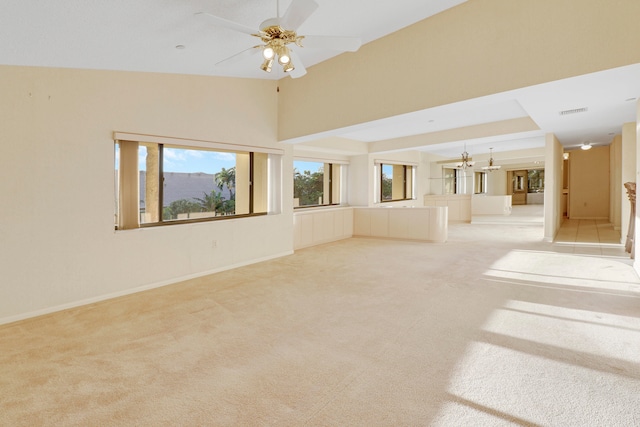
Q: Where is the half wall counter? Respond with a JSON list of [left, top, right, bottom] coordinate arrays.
[[423, 194, 471, 223], [353, 206, 447, 243], [293, 207, 354, 250], [471, 195, 512, 215]]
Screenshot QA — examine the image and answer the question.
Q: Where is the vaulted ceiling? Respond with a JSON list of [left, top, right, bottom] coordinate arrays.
[[2, 0, 638, 165]]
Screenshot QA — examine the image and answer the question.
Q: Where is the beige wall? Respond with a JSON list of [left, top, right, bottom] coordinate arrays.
[[568, 146, 610, 219], [487, 170, 508, 196], [544, 134, 564, 241], [346, 155, 370, 207], [0, 65, 290, 323], [610, 135, 622, 230], [278, 0, 640, 141]]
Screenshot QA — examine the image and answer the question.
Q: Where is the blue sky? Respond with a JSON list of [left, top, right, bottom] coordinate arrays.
[[293, 160, 324, 174], [160, 147, 235, 174], [115, 145, 236, 174], [115, 146, 325, 175]]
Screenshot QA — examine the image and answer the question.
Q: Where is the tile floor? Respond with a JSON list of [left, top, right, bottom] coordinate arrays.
[[473, 204, 631, 260], [553, 217, 628, 259]]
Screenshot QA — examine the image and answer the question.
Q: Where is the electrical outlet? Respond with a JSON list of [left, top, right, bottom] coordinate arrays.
[[212, 240, 217, 249]]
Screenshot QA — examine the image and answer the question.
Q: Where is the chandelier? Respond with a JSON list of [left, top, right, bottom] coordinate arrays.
[[456, 145, 475, 170], [482, 148, 501, 172]]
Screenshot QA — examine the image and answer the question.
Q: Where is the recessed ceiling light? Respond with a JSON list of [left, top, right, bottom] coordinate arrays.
[[175, 45, 186, 50]]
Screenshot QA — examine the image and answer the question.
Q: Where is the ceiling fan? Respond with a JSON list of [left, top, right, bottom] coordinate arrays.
[[197, 0, 362, 78]]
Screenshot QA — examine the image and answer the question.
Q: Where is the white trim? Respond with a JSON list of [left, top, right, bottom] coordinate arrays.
[[567, 216, 610, 220], [268, 153, 282, 214], [114, 132, 284, 155], [294, 156, 349, 165], [0, 250, 293, 326], [374, 159, 419, 166]]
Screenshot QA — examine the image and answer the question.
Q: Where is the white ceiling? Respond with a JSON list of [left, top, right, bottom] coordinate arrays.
[[310, 63, 640, 159], [2, 0, 638, 163], [0, 0, 466, 79]]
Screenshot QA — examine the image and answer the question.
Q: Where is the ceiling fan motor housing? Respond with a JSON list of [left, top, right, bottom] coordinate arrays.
[[200, 0, 360, 78], [259, 18, 280, 31], [259, 22, 302, 47]]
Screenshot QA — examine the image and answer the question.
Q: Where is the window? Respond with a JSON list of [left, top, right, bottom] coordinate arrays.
[[380, 163, 414, 202], [443, 167, 457, 195], [474, 171, 487, 194], [115, 135, 279, 229], [528, 169, 544, 192], [443, 167, 473, 195], [293, 160, 342, 208]]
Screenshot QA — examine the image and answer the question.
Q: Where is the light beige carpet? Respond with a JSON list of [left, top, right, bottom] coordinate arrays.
[[1, 222, 639, 426]]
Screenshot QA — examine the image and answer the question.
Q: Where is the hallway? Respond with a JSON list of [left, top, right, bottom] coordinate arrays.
[[473, 204, 629, 261], [553, 218, 626, 258]]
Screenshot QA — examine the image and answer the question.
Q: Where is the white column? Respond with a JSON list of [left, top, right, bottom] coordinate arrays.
[[621, 123, 636, 244], [543, 133, 563, 242], [634, 100, 640, 270]]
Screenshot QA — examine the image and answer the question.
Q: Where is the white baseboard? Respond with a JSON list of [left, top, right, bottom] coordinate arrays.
[[567, 217, 610, 220]]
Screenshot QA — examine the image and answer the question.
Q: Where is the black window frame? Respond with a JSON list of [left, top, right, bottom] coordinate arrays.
[[293, 160, 341, 209], [380, 163, 414, 203], [115, 141, 269, 230]]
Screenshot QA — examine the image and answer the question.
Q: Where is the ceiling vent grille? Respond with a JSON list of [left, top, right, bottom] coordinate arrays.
[[559, 107, 588, 116]]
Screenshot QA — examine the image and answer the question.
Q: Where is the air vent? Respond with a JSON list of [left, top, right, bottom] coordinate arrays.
[[559, 107, 588, 116]]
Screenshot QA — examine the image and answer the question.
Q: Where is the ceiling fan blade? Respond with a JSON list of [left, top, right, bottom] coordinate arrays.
[[280, 0, 319, 30], [301, 35, 362, 52], [196, 12, 257, 36], [215, 46, 261, 67], [287, 49, 307, 79]]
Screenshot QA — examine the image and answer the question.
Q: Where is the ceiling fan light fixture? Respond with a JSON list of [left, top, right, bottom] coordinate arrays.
[[277, 46, 291, 65], [283, 61, 295, 73], [262, 46, 275, 60], [260, 58, 274, 73]]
